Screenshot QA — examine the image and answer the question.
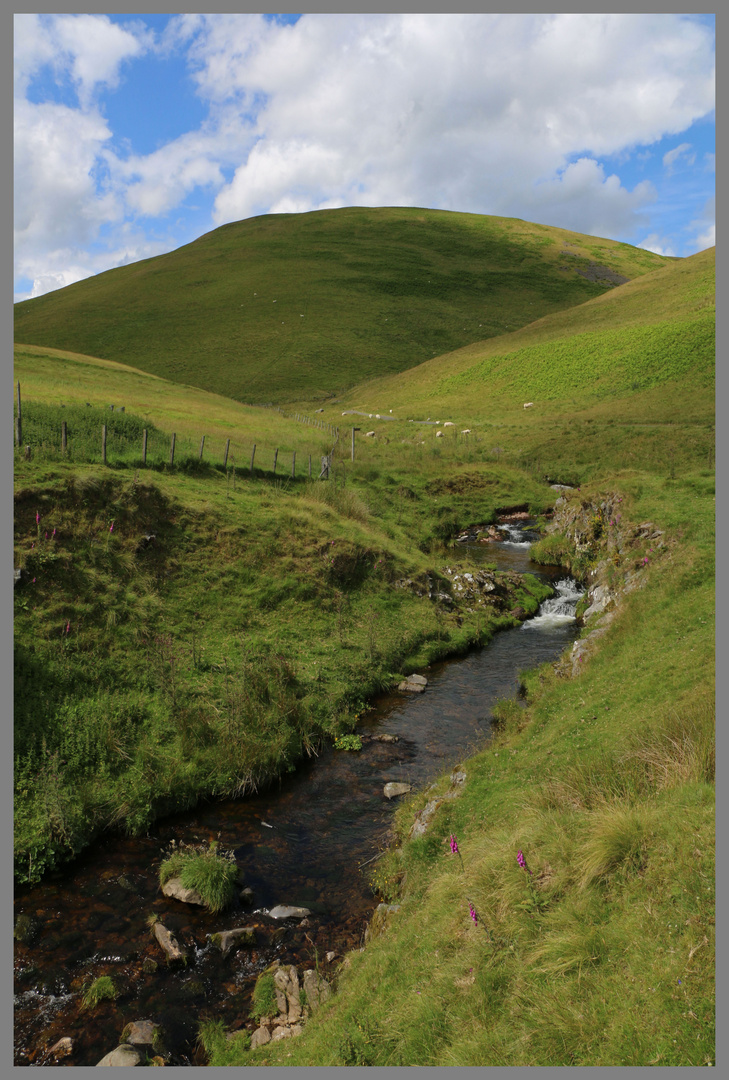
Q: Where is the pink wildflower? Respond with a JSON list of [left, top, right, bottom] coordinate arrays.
[[468, 902, 478, 925], [449, 834, 459, 855], [36, 511, 40, 524], [109, 521, 114, 533], [65, 621, 71, 634]]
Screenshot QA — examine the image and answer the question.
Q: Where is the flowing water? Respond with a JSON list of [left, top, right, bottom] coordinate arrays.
[[14, 520, 583, 1066]]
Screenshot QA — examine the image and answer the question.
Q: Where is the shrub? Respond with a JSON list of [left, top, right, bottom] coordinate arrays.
[[158, 841, 238, 914]]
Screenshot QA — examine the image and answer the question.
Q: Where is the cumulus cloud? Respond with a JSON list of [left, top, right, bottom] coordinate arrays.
[[14, 12, 715, 296], [199, 12, 713, 240]]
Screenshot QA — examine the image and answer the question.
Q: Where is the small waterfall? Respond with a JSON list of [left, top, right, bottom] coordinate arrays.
[[497, 522, 532, 548], [523, 577, 584, 630]]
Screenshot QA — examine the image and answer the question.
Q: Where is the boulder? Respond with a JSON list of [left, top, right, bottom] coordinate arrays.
[[371, 733, 399, 743], [120, 1020, 164, 1055], [153, 922, 187, 964], [250, 1026, 271, 1049], [268, 905, 311, 920], [302, 969, 331, 1012], [398, 674, 427, 693], [161, 875, 206, 907], [211, 926, 256, 957], [383, 782, 411, 799], [271, 1024, 303, 1041], [96, 1044, 142, 1066]]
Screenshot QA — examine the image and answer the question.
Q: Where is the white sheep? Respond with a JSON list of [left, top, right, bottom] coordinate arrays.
[[523, 402, 534, 409]]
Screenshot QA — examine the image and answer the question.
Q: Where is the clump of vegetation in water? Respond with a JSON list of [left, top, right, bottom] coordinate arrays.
[[158, 840, 238, 914], [81, 975, 118, 1010], [334, 734, 363, 751]]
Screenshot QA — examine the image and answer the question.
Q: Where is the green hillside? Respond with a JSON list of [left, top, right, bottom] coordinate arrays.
[[14, 207, 669, 405], [333, 247, 714, 417]]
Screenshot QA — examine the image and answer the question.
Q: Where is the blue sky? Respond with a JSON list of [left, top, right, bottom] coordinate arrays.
[[14, 12, 715, 301]]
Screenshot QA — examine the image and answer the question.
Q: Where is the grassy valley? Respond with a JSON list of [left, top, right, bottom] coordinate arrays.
[[13, 212, 713, 1066]]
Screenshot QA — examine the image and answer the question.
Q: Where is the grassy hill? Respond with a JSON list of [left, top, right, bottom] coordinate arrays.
[[13, 219, 713, 1065], [13, 207, 670, 405]]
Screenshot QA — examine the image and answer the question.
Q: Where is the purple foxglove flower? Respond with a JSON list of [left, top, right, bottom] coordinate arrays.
[[65, 621, 70, 634], [36, 512, 40, 524], [109, 522, 114, 533], [450, 834, 459, 855], [468, 902, 478, 925], [517, 849, 532, 875]]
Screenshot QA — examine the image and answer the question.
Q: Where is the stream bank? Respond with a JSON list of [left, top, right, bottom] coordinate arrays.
[[14, 519, 583, 1066]]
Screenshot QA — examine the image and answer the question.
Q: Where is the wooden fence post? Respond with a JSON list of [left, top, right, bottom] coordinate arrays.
[[223, 438, 230, 468], [250, 444, 256, 475], [15, 381, 21, 447], [198, 435, 205, 462], [169, 433, 176, 466], [273, 448, 278, 476], [102, 424, 107, 465], [291, 451, 296, 479], [142, 428, 148, 465], [61, 421, 67, 454]]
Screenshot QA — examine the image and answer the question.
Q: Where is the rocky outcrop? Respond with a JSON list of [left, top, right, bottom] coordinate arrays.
[[542, 491, 667, 677], [302, 969, 331, 1012]]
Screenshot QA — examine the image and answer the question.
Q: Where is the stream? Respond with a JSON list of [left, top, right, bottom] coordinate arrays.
[[14, 519, 583, 1066]]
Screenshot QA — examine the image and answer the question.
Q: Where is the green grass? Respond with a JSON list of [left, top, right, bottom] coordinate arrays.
[[81, 975, 118, 1010], [158, 842, 238, 914], [250, 970, 278, 1022], [13, 207, 669, 405]]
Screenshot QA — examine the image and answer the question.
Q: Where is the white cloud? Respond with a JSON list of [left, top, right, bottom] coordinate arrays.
[[638, 234, 677, 258], [196, 12, 713, 234], [685, 196, 715, 253], [14, 13, 150, 105], [14, 12, 715, 296]]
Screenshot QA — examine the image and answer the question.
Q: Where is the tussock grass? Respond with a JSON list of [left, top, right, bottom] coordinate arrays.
[[80, 975, 118, 1010], [158, 842, 238, 914]]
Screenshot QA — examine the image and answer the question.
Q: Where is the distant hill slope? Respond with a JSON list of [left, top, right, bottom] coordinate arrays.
[[14, 207, 670, 405], [341, 246, 714, 420]]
